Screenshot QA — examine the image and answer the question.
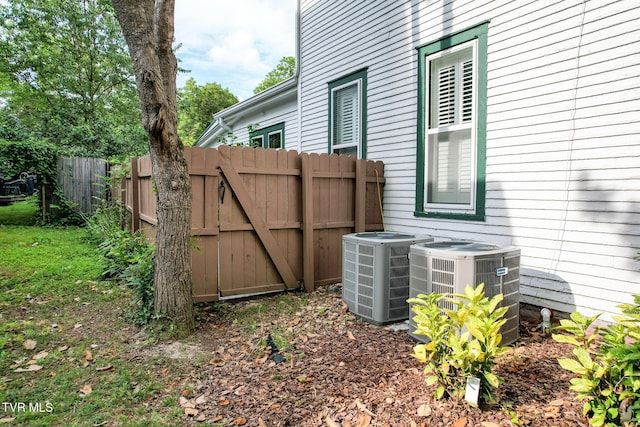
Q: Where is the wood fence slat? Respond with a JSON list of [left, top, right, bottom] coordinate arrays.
[[300, 153, 315, 292], [131, 157, 140, 232]]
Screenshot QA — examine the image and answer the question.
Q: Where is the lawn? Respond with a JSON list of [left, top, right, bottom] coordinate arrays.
[[0, 198, 39, 226], [0, 225, 187, 426]]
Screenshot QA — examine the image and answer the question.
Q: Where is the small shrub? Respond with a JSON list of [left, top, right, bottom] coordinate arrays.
[[408, 284, 510, 403], [553, 297, 640, 426], [84, 201, 157, 325]]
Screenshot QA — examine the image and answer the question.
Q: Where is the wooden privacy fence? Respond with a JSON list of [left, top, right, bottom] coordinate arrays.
[[116, 145, 384, 301], [57, 157, 108, 214]]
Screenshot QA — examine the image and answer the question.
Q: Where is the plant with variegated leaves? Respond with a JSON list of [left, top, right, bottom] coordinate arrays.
[[409, 284, 510, 403], [553, 296, 640, 426]]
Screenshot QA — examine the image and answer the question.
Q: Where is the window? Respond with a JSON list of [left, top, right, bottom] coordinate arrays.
[[328, 69, 367, 158], [416, 22, 488, 221], [250, 123, 285, 149]]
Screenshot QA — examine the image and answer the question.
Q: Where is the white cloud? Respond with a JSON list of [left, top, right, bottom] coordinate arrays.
[[174, 0, 296, 99]]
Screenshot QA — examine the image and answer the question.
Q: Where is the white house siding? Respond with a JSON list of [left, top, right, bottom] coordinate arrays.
[[299, 0, 640, 321], [223, 98, 298, 149]]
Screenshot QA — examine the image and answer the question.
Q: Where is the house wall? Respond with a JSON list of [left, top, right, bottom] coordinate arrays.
[[299, 0, 640, 321], [223, 96, 299, 149]]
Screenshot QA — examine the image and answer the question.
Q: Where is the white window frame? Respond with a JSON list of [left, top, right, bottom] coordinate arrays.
[[330, 78, 363, 158], [424, 40, 478, 214]]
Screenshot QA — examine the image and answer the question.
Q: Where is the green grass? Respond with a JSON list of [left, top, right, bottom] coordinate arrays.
[[0, 226, 184, 426], [0, 197, 38, 225]]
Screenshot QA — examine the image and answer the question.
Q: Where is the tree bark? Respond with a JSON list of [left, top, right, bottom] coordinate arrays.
[[111, 0, 194, 332]]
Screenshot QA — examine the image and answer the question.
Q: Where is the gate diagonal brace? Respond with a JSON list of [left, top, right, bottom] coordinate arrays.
[[217, 163, 299, 290]]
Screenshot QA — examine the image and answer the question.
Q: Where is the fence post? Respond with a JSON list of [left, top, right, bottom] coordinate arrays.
[[355, 159, 366, 233], [130, 157, 140, 233], [300, 154, 315, 292]]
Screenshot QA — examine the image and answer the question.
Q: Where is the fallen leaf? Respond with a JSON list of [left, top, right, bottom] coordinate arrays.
[[258, 418, 268, 427], [14, 365, 43, 372], [33, 351, 48, 360], [218, 399, 230, 406], [235, 417, 247, 426], [84, 349, 93, 361], [96, 365, 114, 372], [57, 345, 68, 351], [183, 402, 196, 409], [79, 384, 92, 396], [453, 418, 468, 427], [196, 414, 206, 422], [181, 389, 191, 397], [549, 399, 564, 406], [211, 416, 223, 422], [179, 396, 189, 407], [74, 323, 83, 329], [255, 356, 268, 365], [417, 404, 432, 417], [341, 300, 349, 315], [184, 407, 198, 416], [23, 339, 37, 350], [355, 413, 372, 427], [195, 395, 207, 405], [347, 331, 355, 340], [49, 371, 56, 377], [0, 417, 16, 423], [355, 399, 375, 417]]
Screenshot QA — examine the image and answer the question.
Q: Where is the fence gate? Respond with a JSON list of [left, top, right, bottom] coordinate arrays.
[[216, 146, 302, 297]]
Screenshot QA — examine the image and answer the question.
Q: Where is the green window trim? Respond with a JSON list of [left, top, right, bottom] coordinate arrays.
[[328, 68, 368, 159], [250, 122, 285, 149], [415, 21, 489, 222]]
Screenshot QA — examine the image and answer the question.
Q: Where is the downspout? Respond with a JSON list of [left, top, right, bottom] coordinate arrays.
[[219, 116, 232, 135], [295, 0, 302, 152]]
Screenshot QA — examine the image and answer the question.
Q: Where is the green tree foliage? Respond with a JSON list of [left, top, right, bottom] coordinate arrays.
[[253, 56, 295, 95], [177, 78, 237, 146], [0, 0, 147, 158]]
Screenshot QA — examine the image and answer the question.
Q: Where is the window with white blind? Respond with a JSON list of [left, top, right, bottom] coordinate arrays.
[[416, 22, 488, 221], [328, 69, 367, 158]]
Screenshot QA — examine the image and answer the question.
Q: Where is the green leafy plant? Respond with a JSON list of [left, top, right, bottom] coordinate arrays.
[[84, 200, 157, 325], [408, 284, 510, 403], [553, 297, 640, 426]]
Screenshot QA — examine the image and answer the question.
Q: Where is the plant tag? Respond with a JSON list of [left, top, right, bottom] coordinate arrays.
[[464, 376, 480, 406]]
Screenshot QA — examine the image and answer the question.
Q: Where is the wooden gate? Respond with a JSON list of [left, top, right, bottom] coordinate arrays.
[[120, 145, 384, 302]]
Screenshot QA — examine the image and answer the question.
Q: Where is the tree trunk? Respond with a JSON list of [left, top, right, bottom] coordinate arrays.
[[111, 0, 194, 332]]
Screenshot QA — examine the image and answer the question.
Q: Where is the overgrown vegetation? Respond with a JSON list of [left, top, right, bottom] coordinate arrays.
[[0, 139, 82, 225], [408, 284, 510, 404], [84, 201, 157, 326], [553, 299, 640, 426]]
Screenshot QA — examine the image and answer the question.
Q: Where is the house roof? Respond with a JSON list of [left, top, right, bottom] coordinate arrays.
[[195, 76, 298, 148]]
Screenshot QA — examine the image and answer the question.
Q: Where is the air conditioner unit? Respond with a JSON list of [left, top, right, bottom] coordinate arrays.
[[409, 240, 521, 345], [342, 232, 434, 325]]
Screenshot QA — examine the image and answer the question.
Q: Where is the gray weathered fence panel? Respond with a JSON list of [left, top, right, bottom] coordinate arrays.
[[57, 157, 108, 214]]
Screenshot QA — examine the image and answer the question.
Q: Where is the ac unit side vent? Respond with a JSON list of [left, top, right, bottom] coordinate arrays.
[[342, 233, 434, 325]]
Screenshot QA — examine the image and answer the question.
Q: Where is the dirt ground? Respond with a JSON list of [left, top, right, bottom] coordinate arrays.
[[162, 285, 588, 427]]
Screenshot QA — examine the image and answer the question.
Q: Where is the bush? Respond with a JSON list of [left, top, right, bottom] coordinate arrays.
[[553, 298, 640, 426], [84, 201, 156, 325], [408, 284, 510, 404]]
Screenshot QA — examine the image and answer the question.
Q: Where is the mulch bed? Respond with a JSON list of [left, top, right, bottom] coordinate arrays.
[[176, 286, 588, 426]]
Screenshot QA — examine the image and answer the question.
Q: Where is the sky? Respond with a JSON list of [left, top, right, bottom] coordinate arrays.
[[174, 0, 297, 101]]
